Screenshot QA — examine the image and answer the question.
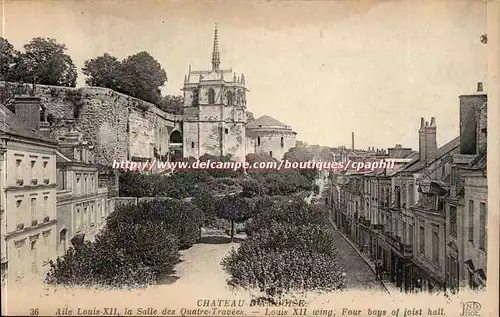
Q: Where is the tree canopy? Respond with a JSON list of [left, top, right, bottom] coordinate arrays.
[[82, 51, 167, 104], [1, 37, 77, 86]]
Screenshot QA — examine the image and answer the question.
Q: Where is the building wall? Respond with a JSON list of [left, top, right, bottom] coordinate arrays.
[[460, 172, 487, 287], [247, 130, 296, 160], [2, 140, 58, 284], [1, 83, 181, 164], [56, 165, 110, 256]]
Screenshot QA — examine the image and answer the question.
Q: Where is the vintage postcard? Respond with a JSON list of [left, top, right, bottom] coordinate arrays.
[[1, 0, 499, 316]]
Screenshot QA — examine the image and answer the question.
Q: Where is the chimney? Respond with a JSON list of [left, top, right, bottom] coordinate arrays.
[[58, 128, 84, 161], [419, 117, 426, 161], [425, 117, 437, 163], [351, 132, 355, 151], [459, 82, 487, 155], [12, 95, 43, 131]]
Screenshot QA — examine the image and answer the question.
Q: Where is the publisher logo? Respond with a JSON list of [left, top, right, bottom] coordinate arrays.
[[459, 301, 481, 316]]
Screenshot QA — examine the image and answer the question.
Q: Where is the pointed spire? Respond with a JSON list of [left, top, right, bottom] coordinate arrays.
[[211, 23, 220, 71]]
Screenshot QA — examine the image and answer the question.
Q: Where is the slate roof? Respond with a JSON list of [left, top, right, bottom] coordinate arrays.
[[0, 104, 56, 144], [247, 115, 292, 130], [401, 136, 460, 173]]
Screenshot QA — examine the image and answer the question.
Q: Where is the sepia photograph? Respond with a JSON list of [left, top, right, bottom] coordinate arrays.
[[1, 0, 499, 316]]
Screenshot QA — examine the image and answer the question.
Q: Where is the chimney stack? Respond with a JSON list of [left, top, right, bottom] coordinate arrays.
[[425, 117, 437, 163], [12, 95, 43, 131], [419, 118, 426, 161], [459, 82, 487, 154], [351, 132, 355, 151]]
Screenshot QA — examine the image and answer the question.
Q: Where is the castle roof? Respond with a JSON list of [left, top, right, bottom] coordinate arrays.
[[0, 104, 56, 144], [247, 115, 292, 130]]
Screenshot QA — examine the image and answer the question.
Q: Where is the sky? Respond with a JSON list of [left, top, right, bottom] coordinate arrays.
[[1, 0, 488, 150]]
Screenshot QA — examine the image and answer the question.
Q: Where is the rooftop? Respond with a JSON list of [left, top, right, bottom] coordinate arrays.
[[246, 115, 293, 130], [0, 104, 56, 144]]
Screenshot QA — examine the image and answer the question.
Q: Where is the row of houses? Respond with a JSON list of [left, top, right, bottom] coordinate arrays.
[[1, 91, 118, 285], [329, 83, 488, 293]]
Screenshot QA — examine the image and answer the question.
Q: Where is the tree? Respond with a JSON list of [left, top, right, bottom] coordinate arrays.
[[245, 152, 275, 165], [45, 241, 156, 288], [192, 183, 218, 228], [242, 178, 268, 198], [101, 221, 180, 277], [221, 222, 346, 298], [216, 195, 254, 241], [115, 51, 167, 104], [246, 197, 327, 235], [82, 53, 121, 89], [0, 37, 21, 81], [20, 37, 77, 87], [158, 95, 184, 114]]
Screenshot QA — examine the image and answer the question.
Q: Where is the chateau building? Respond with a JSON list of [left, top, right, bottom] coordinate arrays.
[[0, 95, 58, 284], [178, 25, 295, 161], [246, 115, 297, 159], [56, 129, 113, 256]]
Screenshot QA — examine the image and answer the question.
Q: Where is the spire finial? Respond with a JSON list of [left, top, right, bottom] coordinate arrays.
[[211, 23, 220, 71]]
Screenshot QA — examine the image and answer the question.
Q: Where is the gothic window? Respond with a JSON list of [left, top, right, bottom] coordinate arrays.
[[192, 89, 199, 106], [191, 142, 195, 149], [257, 137, 261, 146], [236, 90, 242, 105], [208, 88, 215, 104], [280, 137, 284, 148], [269, 151, 273, 157], [226, 91, 233, 106]]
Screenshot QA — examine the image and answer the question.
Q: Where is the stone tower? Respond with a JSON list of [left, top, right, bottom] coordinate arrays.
[[182, 24, 248, 161]]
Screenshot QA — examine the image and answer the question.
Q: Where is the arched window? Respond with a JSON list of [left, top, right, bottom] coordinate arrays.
[[208, 88, 215, 104], [257, 137, 261, 146], [59, 229, 68, 254], [169, 131, 182, 144], [269, 151, 273, 157], [192, 89, 199, 106], [226, 91, 233, 106], [280, 137, 284, 148], [236, 90, 242, 105], [191, 142, 195, 149]]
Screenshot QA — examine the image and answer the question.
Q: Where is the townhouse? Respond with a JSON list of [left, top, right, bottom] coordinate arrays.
[[1, 93, 58, 284], [443, 83, 487, 291], [56, 129, 113, 255], [329, 82, 488, 293]]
